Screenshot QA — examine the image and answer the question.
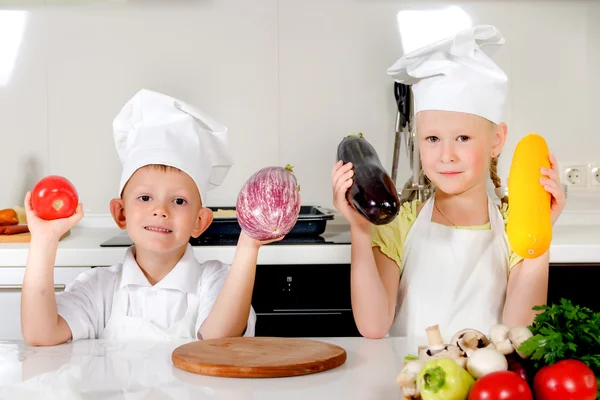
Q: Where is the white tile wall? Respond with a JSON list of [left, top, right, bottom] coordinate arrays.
[[587, 3, 600, 170], [279, 0, 402, 206], [1, 0, 599, 214], [0, 8, 47, 209], [44, 0, 279, 212]]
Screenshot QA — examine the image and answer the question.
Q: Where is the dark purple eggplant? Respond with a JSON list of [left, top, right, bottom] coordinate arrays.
[[506, 353, 537, 387], [506, 353, 529, 382], [336, 133, 400, 225]]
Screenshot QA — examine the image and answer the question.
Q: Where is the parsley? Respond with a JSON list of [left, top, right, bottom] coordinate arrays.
[[518, 298, 600, 398]]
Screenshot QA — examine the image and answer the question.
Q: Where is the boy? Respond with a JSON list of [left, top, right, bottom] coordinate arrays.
[[22, 89, 272, 345]]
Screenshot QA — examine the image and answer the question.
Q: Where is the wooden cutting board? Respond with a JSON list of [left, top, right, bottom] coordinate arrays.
[[172, 337, 347, 378], [0, 229, 70, 243]]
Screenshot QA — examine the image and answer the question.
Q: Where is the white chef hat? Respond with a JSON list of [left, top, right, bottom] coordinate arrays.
[[113, 89, 234, 202], [387, 25, 508, 124]]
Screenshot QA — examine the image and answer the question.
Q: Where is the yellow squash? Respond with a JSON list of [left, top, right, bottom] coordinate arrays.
[[507, 133, 552, 259]]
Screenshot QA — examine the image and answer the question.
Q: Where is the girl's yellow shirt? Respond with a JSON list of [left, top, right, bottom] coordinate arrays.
[[371, 200, 523, 273]]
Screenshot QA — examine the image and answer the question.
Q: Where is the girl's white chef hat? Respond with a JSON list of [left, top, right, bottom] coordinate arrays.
[[388, 25, 508, 124], [113, 89, 233, 202]]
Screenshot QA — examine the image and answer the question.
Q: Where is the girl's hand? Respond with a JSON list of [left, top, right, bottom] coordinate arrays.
[[540, 154, 566, 226], [331, 160, 370, 230]]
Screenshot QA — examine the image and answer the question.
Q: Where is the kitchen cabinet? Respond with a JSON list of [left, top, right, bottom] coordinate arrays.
[[548, 263, 600, 311], [0, 267, 90, 340]]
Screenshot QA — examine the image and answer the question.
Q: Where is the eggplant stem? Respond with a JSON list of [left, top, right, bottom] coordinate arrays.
[[344, 132, 365, 139]]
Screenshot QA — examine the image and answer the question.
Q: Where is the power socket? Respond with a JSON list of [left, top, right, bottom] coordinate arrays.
[[562, 164, 587, 187], [589, 164, 600, 186]]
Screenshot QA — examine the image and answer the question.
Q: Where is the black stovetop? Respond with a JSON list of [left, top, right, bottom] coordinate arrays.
[[99, 226, 351, 247]]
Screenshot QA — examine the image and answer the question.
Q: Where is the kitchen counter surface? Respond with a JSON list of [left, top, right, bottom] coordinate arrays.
[[0, 337, 407, 399], [0, 223, 354, 267], [1, 214, 600, 267]]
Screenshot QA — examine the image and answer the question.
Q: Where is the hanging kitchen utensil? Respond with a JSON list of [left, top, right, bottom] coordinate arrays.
[[392, 83, 433, 203], [392, 82, 412, 184]]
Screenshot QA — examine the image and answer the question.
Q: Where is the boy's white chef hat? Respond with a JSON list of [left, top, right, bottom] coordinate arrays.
[[387, 25, 508, 124], [113, 89, 234, 202]]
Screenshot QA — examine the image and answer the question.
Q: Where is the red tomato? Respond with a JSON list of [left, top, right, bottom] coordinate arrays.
[[31, 176, 79, 220], [533, 359, 597, 400], [468, 371, 533, 400]]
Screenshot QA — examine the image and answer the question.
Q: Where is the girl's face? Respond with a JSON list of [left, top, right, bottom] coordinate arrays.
[[417, 110, 506, 196]]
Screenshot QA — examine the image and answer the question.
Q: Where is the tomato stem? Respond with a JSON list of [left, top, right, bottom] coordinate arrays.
[[53, 200, 64, 211]]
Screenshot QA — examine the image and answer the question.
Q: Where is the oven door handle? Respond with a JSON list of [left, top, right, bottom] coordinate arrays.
[[0, 284, 66, 292]]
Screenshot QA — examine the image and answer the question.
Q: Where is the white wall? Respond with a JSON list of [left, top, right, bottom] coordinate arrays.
[[1, 0, 598, 214]]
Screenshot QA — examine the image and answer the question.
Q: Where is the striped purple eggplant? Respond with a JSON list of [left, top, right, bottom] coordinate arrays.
[[236, 164, 301, 241]]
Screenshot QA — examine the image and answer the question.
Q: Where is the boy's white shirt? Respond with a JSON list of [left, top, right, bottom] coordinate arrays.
[[56, 244, 256, 340]]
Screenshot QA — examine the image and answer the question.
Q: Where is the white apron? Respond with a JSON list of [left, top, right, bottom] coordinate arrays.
[[99, 272, 201, 341], [391, 194, 509, 344]]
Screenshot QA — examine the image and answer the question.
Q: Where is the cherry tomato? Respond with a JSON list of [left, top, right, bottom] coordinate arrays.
[[31, 175, 79, 220], [468, 371, 533, 400], [533, 359, 597, 400]]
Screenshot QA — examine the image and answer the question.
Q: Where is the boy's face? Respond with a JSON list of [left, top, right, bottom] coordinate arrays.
[[110, 166, 213, 254], [417, 110, 506, 196]]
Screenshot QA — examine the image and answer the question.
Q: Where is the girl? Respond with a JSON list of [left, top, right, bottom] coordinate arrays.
[[331, 26, 566, 342]]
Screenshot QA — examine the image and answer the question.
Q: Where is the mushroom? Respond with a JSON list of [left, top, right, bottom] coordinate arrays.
[[396, 360, 423, 398], [418, 325, 467, 368], [508, 327, 533, 359], [484, 342, 497, 350], [418, 344, 467, 368], [489, 324, 514, 355], [450, 328, 490, 357], [466, 347, 508, 379], [425, 324, 445, 354]]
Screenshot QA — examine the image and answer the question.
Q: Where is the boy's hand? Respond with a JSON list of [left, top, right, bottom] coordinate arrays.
[[238, 230, 285, 250], [540, 153, 566, 226], [257, 235, 285, 245], [24, 191, 84, 240]]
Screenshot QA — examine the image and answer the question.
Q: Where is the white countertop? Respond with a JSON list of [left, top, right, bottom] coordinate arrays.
[[0, 337, 405, 399], [1, 211, 600, 267]]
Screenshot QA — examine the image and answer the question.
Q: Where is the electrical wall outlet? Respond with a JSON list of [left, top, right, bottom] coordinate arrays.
[[562, 164, 587, 187], [589, 164, 600, 187]]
